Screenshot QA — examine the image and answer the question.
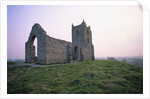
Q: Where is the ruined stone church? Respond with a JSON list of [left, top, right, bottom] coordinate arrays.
[[25, 20, 95, 64]]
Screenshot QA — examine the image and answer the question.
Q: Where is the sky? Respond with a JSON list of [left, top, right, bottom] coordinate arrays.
[[7, 5, 143, 59]]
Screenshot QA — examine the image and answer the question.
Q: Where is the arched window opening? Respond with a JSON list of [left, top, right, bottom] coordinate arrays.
[[30, 35, 38, 61], [87, 38, 89, 43], [87, 30, 89, 36], [76, 30, 79, 36], [33, 37, 38, 57], [75, 46, 78, 53]]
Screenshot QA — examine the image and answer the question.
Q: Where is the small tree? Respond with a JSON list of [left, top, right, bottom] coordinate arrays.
[[122, 59, 127, 62], [108, 57, 117, 61]]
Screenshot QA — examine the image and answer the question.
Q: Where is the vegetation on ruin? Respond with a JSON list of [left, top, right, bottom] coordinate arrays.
[[7, 60, 143, 94]]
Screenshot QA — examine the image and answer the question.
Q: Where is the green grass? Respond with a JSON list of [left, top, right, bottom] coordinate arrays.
[[7, 60, 143, 94]]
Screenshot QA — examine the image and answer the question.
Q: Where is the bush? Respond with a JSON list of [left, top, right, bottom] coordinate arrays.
[[7, 61, 16, 65], [108, 57, 117, 61]]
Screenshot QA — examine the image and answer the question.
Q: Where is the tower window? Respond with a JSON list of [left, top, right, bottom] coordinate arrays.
[[87, 30, 89, 36], [87, 38, 89, 43], [76, 30, 79, 36], [75, 46, 78, 53]]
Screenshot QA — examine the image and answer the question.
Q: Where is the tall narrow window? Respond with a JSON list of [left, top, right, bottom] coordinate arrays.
[[87, 30, 89, 36], [76, 30, 79, 36], [33, 37, 38, 57], [87, 38, 89, 43], [30, 35, 38, 62], [75, 46, 78, 53]]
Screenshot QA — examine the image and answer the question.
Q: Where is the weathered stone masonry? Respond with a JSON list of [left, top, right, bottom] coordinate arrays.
[[25, 20, 94, 64]]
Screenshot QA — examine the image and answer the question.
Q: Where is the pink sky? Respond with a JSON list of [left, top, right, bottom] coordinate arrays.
[[7, 5, 143, 59]]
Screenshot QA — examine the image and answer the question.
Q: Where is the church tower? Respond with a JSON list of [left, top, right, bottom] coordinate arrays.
[[72, 20, 95, 61]]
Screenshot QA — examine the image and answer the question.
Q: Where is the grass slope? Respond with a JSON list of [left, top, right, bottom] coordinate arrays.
[[7, 60, 143, 94]]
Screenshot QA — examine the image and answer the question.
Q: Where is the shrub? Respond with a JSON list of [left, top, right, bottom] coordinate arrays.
[[7, 61, 16, 65]]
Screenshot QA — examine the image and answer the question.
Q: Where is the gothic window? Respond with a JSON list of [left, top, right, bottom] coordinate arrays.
[[87, 30, 89, 36], [87, 38, 89, 43], [76, 30, 79, 36], [75, 46, 78, 53], [31, 35, 38, 57]]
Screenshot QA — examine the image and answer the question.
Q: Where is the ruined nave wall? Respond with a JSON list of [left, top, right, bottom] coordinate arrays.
[[46, 35, 72, 64]]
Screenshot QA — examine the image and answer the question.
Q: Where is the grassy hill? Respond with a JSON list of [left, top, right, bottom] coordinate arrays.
[[7, 60, 143, 94]]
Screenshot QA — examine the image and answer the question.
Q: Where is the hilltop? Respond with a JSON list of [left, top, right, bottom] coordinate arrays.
[[7, 60, 143, 94]]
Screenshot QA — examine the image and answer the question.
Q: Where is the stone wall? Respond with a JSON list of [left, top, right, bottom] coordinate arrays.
[[82, 44, 94, 61], [25, 23, 47, 64], [46, 35, 72, 64]]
